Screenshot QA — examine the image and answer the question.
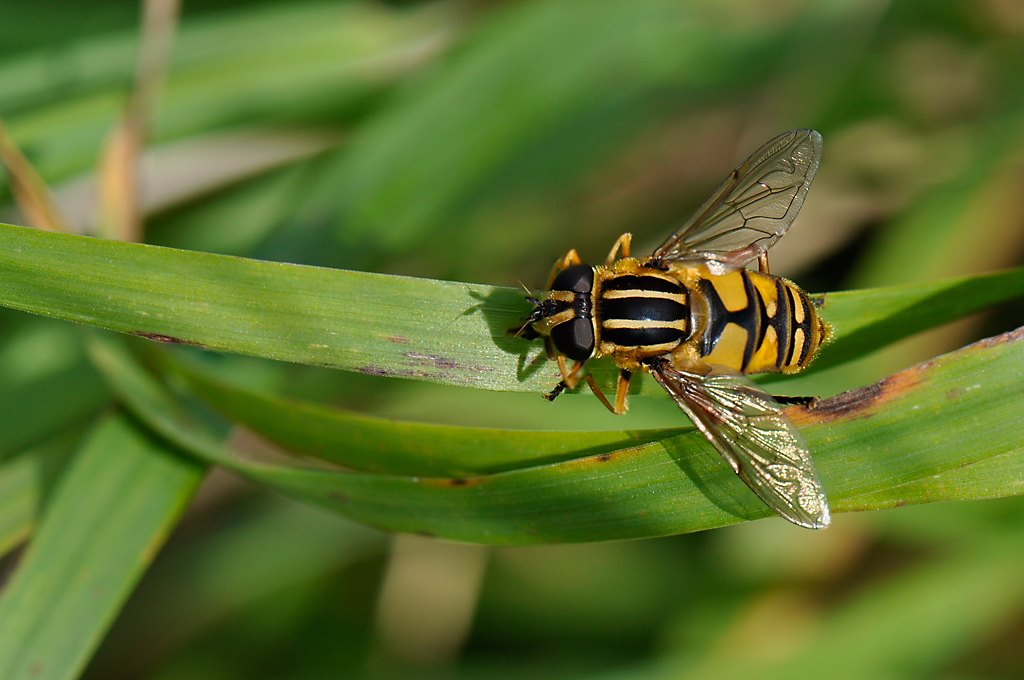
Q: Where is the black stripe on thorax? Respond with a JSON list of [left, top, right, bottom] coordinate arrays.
[[601, 325, 685, 347], [602, 274, 682, 293], [600, 296, 685, 323]]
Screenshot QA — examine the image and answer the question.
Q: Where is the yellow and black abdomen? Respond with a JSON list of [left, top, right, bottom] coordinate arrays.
[[695, 268, 824, 375]]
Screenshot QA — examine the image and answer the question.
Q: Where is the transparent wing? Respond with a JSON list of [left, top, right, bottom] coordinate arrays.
[[651, 129, 822, 270], [651, 362, 830, 529]]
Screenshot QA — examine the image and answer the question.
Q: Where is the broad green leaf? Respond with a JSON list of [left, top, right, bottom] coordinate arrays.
[[0, 414, 204, 680], [4, 223, 1024, 396], [88, 325, 1024, 543]]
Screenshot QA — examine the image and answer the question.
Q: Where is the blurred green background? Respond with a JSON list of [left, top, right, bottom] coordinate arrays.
[[4, 0, 1024, 678]]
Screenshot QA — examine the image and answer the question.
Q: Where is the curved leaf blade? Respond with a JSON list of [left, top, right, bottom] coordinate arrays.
[[4, 222, 1024, 396], [89, 327, 1024, 544], [809, 266, 1024, 374], [161, 349, 680, 476]]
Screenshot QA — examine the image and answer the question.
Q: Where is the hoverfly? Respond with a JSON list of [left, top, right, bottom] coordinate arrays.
[[521, 129, 830, 529]]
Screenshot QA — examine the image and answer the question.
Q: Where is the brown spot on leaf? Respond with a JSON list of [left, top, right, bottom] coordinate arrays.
[[132, 331, 204, 346], [790, 365, 926, 426], [387, 334, 409, 344], [596, 453, 614, 462], [359, 366, 393, 377], [404, 351, 457, 369], [422, 476, 486, 488], [806, 382, 884, 419], [792, 324, 1024, 426], [978, 324, 1024, 347]]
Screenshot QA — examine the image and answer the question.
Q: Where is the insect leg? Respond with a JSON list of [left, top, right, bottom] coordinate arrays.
[[583, 375, 620, 414], [545, 249, 582, 290], [545, 357, 585, 402], [774, 394, 816, 406], [604, 233, 633, 266], [557, 355, 584, 389], [543, 337, 556, 360], [614, 369, 632, 414], [758, 253, 770, 275], [544, 382, 566, 402]]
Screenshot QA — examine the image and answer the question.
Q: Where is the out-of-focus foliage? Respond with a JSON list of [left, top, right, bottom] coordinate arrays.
[[2, 0, 1024, 678]]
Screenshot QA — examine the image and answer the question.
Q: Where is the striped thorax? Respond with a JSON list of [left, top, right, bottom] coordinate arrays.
[[594, 258, 689, 368]]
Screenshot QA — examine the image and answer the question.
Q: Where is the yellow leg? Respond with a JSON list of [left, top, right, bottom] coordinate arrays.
[[557, 355, 584, 389], [605, 233, 632, 266], [585, 370, 631, 415], [614, 369, 632, 414], [545, 249, 582, 290], [758, 253, 770, 275], [584, 375, 616, 413]]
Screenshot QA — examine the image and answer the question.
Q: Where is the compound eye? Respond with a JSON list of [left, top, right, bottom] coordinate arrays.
[[550, 264, 594, 293], [550, 317, 594, 361]]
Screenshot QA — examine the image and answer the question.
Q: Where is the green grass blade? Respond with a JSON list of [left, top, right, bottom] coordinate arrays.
[[92, 498, 386, 673], [0, 360, 108, 458], [777, 538, 1024, 679], [0, 414, 204, 680], [650, 536, 1024, 680], [0, 316, 110, 458], [0, 222, 562, 392], [161, 350, 679, 476], [88, 326, 1024, 543], [808, 265, 1024, 374], [4, 223, 1024, 396], [314, 0, 795, 250], [0, 435, 78, 559], [1, 2, 452, 186]]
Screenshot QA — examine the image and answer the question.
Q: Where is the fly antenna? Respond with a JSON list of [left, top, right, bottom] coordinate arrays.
[[517, 280, 537, 299], [515, 284, 544, 337], [515, 306, 544, 337]]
